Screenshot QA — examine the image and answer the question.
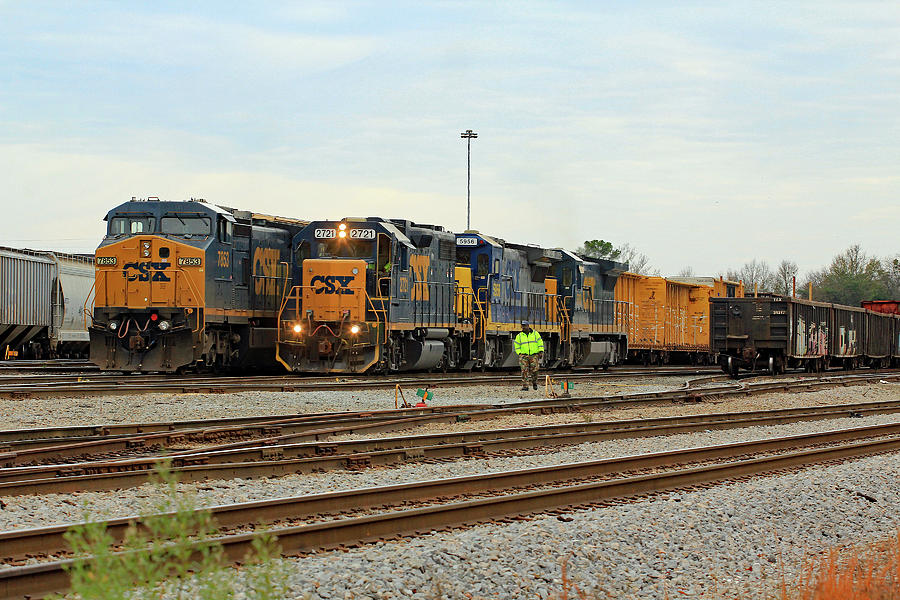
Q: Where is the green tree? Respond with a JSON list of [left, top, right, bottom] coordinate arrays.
[[808, 245, 889, 305], [575, 239, 620, 260]]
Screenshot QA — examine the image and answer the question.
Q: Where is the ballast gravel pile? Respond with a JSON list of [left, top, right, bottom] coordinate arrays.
[[2, 407, 900, 532]]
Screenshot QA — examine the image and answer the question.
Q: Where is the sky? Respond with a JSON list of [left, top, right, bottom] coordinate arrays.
[[1, 1, 898, 276]]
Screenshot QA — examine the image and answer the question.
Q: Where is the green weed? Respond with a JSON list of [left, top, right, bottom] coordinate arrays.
[[50, 461, 289, 600]]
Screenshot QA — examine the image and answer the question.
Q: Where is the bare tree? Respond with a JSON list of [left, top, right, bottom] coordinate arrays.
[[883, 255, 900, 298], [676, 266, 695, 278], [724, 259, 776, 294], [618, 243, 656, 276], [774, 260, 798, 296]]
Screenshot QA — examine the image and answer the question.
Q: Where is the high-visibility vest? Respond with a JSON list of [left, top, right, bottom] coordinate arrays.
[[514, 330, 544, 356]]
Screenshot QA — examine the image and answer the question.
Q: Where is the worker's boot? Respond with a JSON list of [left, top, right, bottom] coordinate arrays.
[[532, 382, 538, 390], [520, 385, 528, 391]]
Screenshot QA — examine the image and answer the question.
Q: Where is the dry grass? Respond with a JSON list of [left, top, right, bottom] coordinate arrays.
[[782, 532, 900, 600], [540, 533, 900, 600]]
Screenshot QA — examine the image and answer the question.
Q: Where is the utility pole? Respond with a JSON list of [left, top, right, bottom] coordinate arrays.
[[460, 129, 478, 230]]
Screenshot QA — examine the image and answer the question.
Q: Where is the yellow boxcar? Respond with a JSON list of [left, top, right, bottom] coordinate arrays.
[[614, 273, 743, 364]]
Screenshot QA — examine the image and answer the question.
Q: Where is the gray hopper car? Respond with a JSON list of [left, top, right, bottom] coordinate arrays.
[[0, 246, 95, 358], [711, 295, 900, 376]]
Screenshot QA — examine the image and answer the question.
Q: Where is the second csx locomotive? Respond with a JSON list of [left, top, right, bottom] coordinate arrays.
[[89, 198, 306, 372], [275, 217, 629, 373]]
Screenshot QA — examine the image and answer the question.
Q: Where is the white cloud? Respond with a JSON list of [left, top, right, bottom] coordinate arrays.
[[25, 13, 376, 77]]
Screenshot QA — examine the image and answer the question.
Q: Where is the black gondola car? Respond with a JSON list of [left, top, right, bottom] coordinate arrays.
[[711, 296, 900, 376]]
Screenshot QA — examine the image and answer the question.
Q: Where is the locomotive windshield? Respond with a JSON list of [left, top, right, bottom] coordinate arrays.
[[318, 239, 374, 259], [160, 215, 211, 238], [108, 216, 155, 237]]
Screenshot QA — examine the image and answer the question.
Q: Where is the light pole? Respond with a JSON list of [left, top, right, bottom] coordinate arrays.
[[460, 129, 478, 230]]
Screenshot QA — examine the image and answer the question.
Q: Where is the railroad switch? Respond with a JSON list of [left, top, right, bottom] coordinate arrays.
[[315, 444, 338, 455], [463, 444, 485, 455]]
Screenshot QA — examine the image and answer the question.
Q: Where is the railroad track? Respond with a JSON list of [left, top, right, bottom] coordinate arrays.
[[2, 370, 893, 467], [0, 371, 895, 460], [2, 374, 899, 496], [2, 423, 900, 599], [0, 365, 719, 398], [0, 359, 96, 374]]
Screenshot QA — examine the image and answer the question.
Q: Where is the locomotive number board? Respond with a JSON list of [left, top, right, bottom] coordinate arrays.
[[96, 256, 117, 265], [456, 237, 478, 246], [314, 228, 376, 239], [178, 257, 202, 266]]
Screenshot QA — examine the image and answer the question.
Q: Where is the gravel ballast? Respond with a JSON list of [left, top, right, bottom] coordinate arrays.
[[0, 377, 700, 429], [3, 404, 900, 531], [270, 451, 900, 599]]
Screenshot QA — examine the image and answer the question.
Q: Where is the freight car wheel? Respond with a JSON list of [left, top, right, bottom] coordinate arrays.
[[727, 356, 738, 379]]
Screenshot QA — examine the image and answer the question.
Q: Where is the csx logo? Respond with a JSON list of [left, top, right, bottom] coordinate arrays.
[[123, 261, 171, 282], [310, 275, 354, 295]]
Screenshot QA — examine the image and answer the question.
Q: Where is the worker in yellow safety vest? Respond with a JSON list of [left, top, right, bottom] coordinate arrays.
[[514, 320, 544, 391]]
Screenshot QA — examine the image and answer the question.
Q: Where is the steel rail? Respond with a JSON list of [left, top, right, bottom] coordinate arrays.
[[0, 364, 712, 385], [5, 395, 900, 495], [0, 411, 471, 467], [2, 431, 900, 599], [0, 367, 720, 398]]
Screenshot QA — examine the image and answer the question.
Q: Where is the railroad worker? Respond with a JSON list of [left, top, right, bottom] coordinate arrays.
[[514, 320, 544, 391]]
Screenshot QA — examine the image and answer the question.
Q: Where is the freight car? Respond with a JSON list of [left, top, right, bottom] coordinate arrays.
[[0, 246, 95, 359], [275, 219, 628, 373], [710, 296, 900, 376], [89, 198, 307, 372], [614, 274, 744, 365], [862, 300, 900, 366]]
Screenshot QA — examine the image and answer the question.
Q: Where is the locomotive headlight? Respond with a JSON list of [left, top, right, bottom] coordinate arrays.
[[338, 223, 347, 231], [158, 320, 171, 331], [142, 241, 151, 257], [350, 324, 360, 335], [292, 323, 302, 334], [338, 230, 347, 238], [108, 320, 119, 331]]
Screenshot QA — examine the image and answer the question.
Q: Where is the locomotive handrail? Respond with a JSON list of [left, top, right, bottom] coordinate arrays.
[[253, 261, 291, 314], [169, 267, 205, 335], [82, 280, 97, 329], [275, 286, 303, 348], [363, 288, 389, 344]]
